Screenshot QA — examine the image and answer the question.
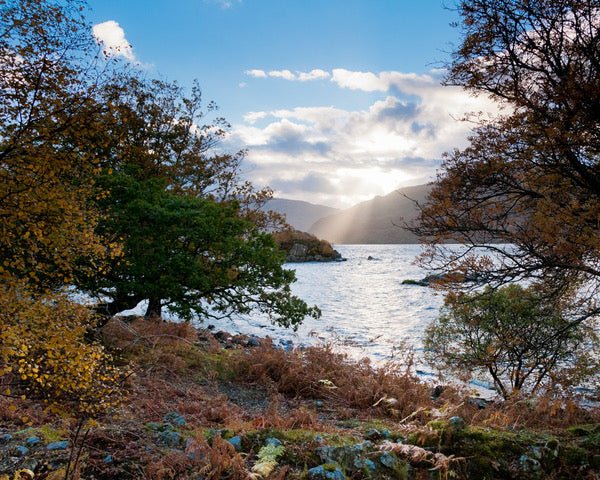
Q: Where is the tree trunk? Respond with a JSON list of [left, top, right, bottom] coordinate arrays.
[[145, 297, 162, 319]]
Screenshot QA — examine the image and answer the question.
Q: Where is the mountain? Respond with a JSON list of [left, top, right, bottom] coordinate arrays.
[[263, 198, 341, 232], [308, 183, 432, 244]]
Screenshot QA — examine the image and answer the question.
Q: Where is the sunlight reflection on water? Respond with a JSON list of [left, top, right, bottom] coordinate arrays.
[[200, 244, 444, 363]]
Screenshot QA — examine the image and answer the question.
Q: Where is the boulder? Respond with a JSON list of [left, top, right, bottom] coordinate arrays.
[[308, 464, 345, 480], [46, 440, 69, 451]]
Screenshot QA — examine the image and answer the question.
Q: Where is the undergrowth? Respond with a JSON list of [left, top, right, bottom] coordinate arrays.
[[1, 317, 598, 480]]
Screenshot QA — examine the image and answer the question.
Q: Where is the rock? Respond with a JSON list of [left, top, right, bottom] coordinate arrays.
[[158, 430, 182, 448], [365, 428, 381, 440], [289, 243, 309, 258], [448, 416, 466, 430], [274, 230, 344, 263], [265, 437, 282, 447], [21, 459, 38, 472], [228, 436, 242, 451], [379, 451, 398, 469], [26, 436, 41, 446], [14, 445, 29, 456], [279, 339, 294, 352], [0, 433, 13, 444], [214, 331, 231, 342], [367, 256, 375, 260], [246, 336, 261, 347], [46, 440, 69, 451], [519, 454, 542, 473], [401, 279, 429, 287], [164, 412, 186, 427], [353, 457, 377, 473], [308, 464, 345, 480], [468, 397, 489, 409], [430, 385, 445, 400]]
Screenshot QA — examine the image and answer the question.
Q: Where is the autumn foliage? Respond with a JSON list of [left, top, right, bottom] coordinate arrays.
[[0, 283, 126, 417], [412, 0, 600, 323]]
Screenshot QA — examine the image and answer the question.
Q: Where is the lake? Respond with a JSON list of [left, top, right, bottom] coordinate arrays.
[[199, 244, 444, 364]]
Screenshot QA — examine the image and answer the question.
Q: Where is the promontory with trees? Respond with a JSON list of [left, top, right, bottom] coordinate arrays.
[[1, 1, 599, 479]]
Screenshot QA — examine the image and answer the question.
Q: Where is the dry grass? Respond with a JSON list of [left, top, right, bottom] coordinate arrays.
[[233, 339, 433, 420], [3, 317, 598, 480]]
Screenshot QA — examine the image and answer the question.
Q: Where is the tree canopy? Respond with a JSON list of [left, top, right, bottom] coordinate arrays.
[[85, 171, 319, 326], [73, 69, 318, 326], [0, 0, 112, 291], [413, 0, 600, 323]]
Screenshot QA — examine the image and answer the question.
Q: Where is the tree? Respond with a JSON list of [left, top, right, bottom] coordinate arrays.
[[412, 0, 600, 323], [86, 172, 319, 326], [0, 0, 126, 415], [0, 0, 114, 291], [78, 78, 319, 327], [424, 285, 599, 398]]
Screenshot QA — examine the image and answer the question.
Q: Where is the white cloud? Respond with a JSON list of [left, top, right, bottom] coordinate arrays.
[[92, 21, 136, 62], [245, 69, 267, 78], [330, 69, 387, 92], [243, 111, 268, 123], [268, 69, 296, 80], [298, 69, 330, 81], [232, 68, 501, 207], [238, 82, 247, 88], [244, 68, 331, 82]]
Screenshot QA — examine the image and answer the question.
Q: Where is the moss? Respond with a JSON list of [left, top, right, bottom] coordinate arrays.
[[562, 445, 589, 466], [567, 423, 600, 450], [567, 424, 600, 437], [15, 425, 66, 443]]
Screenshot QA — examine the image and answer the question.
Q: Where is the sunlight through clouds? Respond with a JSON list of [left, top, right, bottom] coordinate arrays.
[[232, 68, 500, 207]]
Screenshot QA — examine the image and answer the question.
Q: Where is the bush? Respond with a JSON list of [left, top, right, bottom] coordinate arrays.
[[424, 285, 599, 399], [0, 282, 127, 417]]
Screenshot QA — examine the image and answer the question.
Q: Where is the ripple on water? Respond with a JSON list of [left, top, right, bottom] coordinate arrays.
[[204, 245, 445, 362]]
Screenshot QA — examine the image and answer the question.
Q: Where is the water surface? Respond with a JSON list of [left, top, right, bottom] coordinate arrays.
[[202, 244, 444, 362]]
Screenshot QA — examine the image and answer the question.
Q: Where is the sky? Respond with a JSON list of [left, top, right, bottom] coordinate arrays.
[[86, 0, 497, 208]]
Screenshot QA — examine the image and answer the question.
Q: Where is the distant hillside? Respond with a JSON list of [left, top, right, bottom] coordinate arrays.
[[264, 198, 340, 232], [308, 183, 432, 244]]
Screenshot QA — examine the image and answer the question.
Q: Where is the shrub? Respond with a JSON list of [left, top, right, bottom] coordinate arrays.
[[0, 282, 127, 417], [424, 284, 599, 398]]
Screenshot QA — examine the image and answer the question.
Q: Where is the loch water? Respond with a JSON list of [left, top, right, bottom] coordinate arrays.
[[202, 244, 444, 364]]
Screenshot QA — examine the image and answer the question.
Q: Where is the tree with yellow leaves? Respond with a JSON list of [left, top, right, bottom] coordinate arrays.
[[0, 0, 125, 416]]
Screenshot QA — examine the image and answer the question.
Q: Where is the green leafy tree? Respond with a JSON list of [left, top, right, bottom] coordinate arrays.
[[424, 285, 599, 398], [87, 172, 319, 327], [78, 78, 319, 327]]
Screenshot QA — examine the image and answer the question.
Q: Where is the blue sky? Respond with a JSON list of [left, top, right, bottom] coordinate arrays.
[[87, 1, 496, 207]]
